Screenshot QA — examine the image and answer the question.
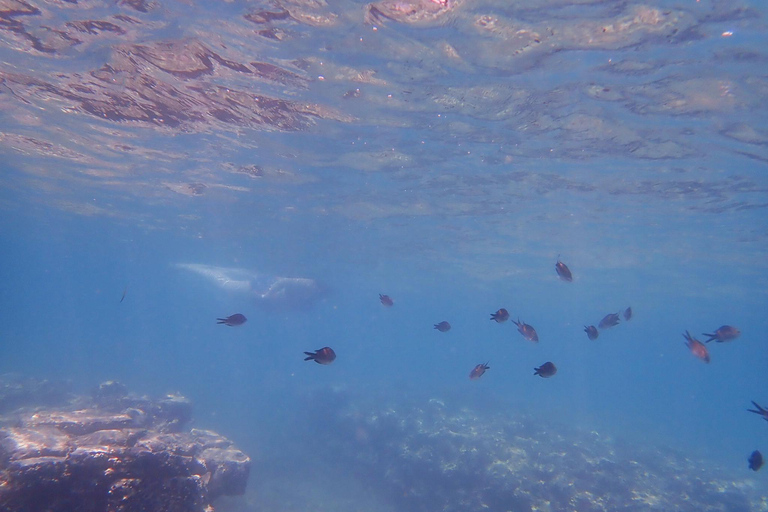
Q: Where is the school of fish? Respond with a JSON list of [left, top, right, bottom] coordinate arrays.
[[210, 256, 758, 472]]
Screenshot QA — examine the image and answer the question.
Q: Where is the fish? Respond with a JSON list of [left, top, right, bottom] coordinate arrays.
[[217, 313, 247, 326], [584, 325, 599, 340], [598, 313, 620, 329], [490, 308, 509, 323], [512, 318, 539, 342], [623, 307, 632, 321], [747, 401, 768, 422], [749, 450, 763, 471], [304, 347, 336, 365], [534, 362, 557, 378], [379, 294, 394, 307], [683, 331, 710, 363], [433, 321, 451, 332], [175, 263, 325, 311], [555, 256, 572, 282], [469, 362, 490, 380], [703, 325, 740, 343]]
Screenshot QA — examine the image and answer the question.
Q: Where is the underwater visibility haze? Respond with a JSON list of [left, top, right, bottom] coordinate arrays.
[[1, 0, 767, 510]]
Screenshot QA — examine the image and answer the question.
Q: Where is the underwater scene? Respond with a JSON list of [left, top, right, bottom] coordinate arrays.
[[1, 0, 767, 510]]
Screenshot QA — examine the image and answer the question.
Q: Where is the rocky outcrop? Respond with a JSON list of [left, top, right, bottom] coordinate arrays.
[[0, 378, 250, 512]]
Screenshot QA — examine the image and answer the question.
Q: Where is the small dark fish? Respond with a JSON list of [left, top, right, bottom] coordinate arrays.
[[555, 256, 572, 282], [434, 321, 451, 332], [683, 331, 710, 363], [623, 307, 632, 321], [534, 361, 557, 378], [216, 313, 247, 326], [120, 285, 128, 303], [490, 308, 509, 323], [303, 347, 336, 365], [469, 362, 490, 380], [747, 401, 768, 423], [703, 325, 740, 343], [512, 318, 539, 342], [584, 325, 599, 340], [379, 294, 394, 307], [598, 313, 620, 329], [749, 450, 763, 471]]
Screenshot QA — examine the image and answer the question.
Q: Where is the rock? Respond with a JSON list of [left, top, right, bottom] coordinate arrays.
[[314, 392, 765, 512], [0, 379, 250, 512]]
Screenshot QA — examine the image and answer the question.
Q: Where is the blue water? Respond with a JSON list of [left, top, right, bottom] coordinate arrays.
[[1, 0, 767, 509]]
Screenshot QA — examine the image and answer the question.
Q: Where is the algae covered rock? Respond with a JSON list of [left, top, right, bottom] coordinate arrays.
[[0, 378, 250, 512]]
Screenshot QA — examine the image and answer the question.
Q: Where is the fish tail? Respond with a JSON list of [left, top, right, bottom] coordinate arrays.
[[216, 319, 226, 324], [702, 333, 715, 342], [304, 352, 315, 361]]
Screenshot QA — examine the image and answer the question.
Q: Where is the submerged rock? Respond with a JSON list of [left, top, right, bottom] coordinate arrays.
[[314, 392, 765, 512], [0, 379, 250, 512]]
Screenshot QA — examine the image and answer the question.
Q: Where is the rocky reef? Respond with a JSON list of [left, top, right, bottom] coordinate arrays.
[[313, 392, 766, 512], [0, 377, 250, 512]]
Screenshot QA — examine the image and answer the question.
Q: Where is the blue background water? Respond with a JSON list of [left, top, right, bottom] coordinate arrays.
[[1, 0, 767, 508]]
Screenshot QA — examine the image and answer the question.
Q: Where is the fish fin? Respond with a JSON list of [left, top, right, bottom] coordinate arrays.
[[304, 355, 314, 361]]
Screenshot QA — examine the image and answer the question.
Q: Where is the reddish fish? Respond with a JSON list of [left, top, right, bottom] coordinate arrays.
[[379, 294, 394, 307], [469, 362, 490, 380], [555, 257, 572, 282], [584, 325, 599, 340], [512, 318, 539, 342], [683, 331, 710, 363], [304, 347, 336, 365], [217, 313, 247, 326], [433, 321, 451, 332], [490, 308, 509, 323], [534, 362, 557, 378], [703, 325, 740, 343], [598, 313, 620, 329]]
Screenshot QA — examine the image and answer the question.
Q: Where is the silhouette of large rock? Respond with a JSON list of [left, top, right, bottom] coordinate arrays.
[[0, 379, 250, 512]]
